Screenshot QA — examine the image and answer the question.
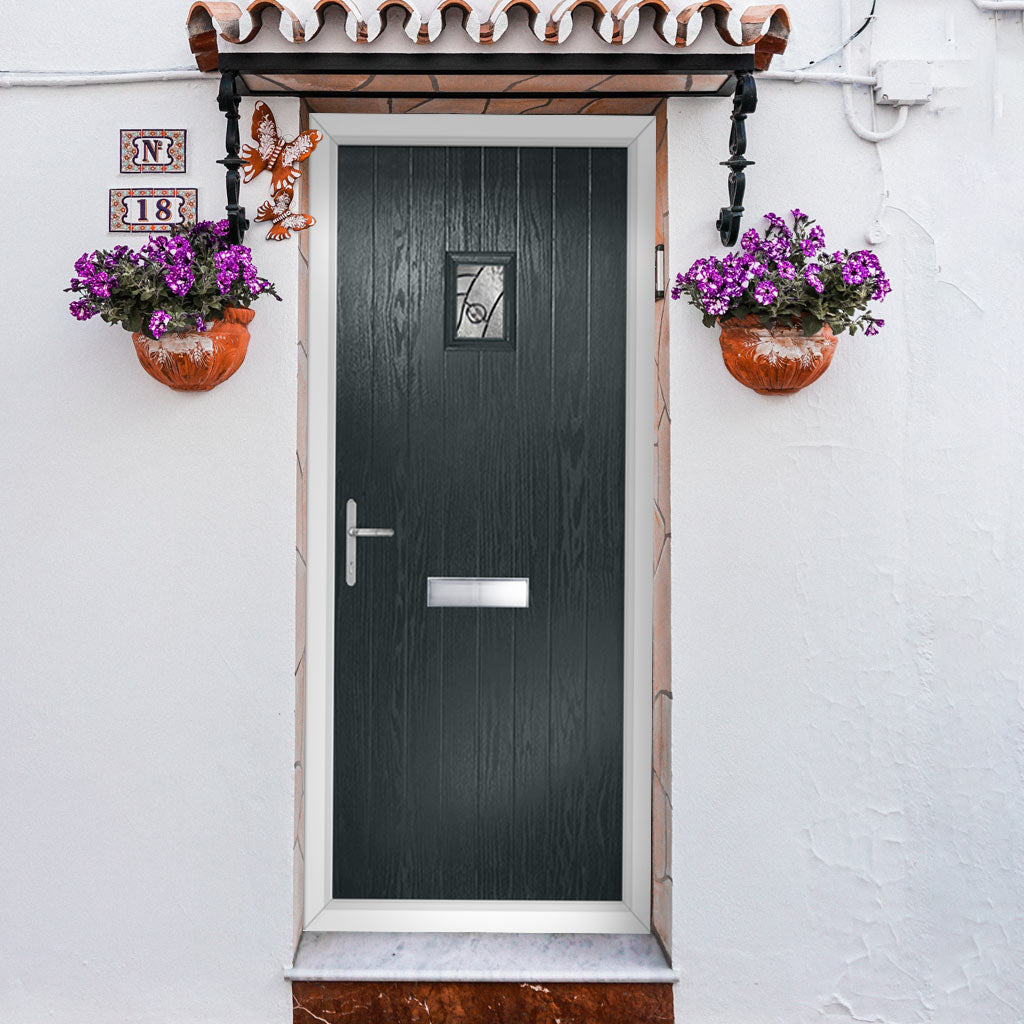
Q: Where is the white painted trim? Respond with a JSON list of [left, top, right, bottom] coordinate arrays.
[[305, 114, 655, 934], [306, 131, 339, 923], [306, 113, 654, 149], [308, 901, 648, 935]]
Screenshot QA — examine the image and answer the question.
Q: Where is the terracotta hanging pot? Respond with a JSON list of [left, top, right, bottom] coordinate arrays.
[[718, 315, 838, 395], [131, 307, 256, 392]]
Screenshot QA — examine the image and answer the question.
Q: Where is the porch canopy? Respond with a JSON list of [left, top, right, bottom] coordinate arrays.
[[186, 0, 791, 241]]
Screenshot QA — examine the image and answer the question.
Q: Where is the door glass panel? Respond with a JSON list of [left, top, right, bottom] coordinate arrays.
[[456, 264, 504, 338], [446, 252, 515, 350]]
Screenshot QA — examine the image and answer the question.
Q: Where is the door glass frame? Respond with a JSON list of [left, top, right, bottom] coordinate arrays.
[[305, 114, 655, 934]]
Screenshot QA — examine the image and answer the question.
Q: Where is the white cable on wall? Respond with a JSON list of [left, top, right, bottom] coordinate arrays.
[[760, 69, 877, 86], [1, 69, 205, 87], [841, 0, 910, 143]]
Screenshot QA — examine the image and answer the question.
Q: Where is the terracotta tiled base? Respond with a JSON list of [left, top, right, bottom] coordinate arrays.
[[292, 981, 673, 1024]]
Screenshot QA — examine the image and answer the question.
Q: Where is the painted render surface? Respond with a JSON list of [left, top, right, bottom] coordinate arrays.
[[668, 6, 1024, 1022], [0, 11, 302, 1020], [1, 2, 1023, 1023]]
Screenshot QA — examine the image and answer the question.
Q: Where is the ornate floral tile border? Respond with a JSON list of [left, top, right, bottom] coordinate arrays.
[[187, 1, 790, 72]]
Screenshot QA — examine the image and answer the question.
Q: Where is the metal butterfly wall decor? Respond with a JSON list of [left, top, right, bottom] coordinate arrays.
[[241, 102, 323, 242], [255, 187, 316, 241]]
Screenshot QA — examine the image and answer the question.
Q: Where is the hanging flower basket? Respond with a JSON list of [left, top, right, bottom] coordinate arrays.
[[131, 306, 255, 392], [65, 220, 280, 392], [673, 210, 891, 396], [718, 315, 838, 395]]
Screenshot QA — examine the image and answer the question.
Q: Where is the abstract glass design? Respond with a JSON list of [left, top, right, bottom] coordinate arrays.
[[455, 264, 505, 339], [446, 253, 515, 350]]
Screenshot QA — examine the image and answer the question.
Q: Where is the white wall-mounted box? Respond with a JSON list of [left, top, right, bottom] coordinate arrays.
[[874, 60, 934, 105]]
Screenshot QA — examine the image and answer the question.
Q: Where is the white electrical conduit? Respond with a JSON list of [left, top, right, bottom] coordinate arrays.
[[760, 69, 877, 86], [1, 69, 204, 87], [7, 66, 881, 89], [972, 1, 1024, 10], [840, 0, 909, 142]]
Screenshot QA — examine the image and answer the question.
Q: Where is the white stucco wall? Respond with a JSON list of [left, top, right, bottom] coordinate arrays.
[[0, 4, 300, 1020], [1, 1, 1022, 1023], [668, 4, 1024, 1022]]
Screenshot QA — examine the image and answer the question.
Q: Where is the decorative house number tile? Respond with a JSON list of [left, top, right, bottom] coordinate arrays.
[[120, 129, 186, 173], [108, 188, 198, 232]]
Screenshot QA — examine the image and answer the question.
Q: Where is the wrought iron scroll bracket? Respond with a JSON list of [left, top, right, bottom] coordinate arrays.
[[217, 70, 248, 244], [717, 71, 757, 247]]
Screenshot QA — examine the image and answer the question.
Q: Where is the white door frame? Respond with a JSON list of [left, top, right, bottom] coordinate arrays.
[[304, 114, 655, 934]]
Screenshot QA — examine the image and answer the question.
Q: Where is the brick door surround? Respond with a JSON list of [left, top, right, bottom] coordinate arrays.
[[292, 98, 673, 1023]]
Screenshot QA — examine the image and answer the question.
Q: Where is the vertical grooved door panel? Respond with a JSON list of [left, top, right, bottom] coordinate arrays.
[[334, 146, 627, 901]]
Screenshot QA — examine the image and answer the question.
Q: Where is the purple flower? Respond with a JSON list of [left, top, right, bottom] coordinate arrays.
[[865, 319, 884, 336], [741, 228, 761, 254], [801, 227, 826, 258], [693, 260, 714, 283], [149, 310, 173, 340], [214, 244, 256, 294], [804, 264, 825, 294], [213, 219, 230, 237], [705, 298, 730, 317], [103, 245, 129, 269], [761, 238, 788, 261], [753, 279, 778, 306], [775, 259, 796, 282], [858, 250, 882, 274], [142, 235, 172, 265], [69, 298, 98, 321], [167, 235, 194, 264], [841, 262, 867, 286], [86, 270, 117, 298], [195, 316, 209, 332], [164, 263, 195, 297], [214, 250, 239, 294], [74, 252, 95, 276], [873, 276, 892, 301], [791, 208, 807, 221], [839, 251, 875, 286]]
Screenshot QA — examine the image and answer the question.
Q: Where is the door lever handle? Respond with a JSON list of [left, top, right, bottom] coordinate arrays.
[[345, 499, 395, 587]]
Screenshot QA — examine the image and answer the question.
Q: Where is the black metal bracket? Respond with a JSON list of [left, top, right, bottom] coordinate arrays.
[[217, 70, 248, 244], [717, 71, 757, 247], [212, 54, 760, 249]]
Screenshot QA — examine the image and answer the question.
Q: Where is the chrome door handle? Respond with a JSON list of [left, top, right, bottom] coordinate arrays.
[[345, 499, 394, 587]]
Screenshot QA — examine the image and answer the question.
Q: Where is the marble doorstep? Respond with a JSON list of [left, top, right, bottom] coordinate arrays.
[[286, 931, 677, 983]]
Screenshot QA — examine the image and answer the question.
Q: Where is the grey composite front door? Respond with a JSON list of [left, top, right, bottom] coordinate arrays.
[[333, 144, 628, 902]]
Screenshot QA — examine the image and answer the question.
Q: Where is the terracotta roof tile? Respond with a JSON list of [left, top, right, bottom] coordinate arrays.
[[187, 0, 789, 72]]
